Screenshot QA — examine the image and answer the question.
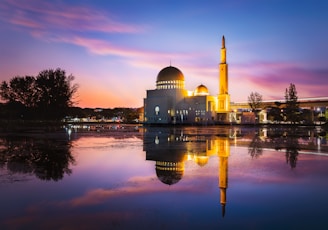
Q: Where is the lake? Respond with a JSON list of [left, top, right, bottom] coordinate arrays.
[[1, 125, 328, 229]]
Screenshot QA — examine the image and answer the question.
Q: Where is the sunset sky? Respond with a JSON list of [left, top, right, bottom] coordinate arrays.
[[0, 0, 327, 108]]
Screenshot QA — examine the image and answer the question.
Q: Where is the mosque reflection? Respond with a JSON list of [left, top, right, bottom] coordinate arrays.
[[143, 126, 328, 217], [1, 124, 326, 189], [143, 127, 233, 217]]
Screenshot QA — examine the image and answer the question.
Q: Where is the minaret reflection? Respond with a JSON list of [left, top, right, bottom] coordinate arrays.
[[143, 127, 231, 217], [217, 138, 229, 217]]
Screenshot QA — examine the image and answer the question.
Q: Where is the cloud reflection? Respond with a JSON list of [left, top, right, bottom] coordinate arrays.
[[66, 174, 209, 207], [2, 127, 328, 229]]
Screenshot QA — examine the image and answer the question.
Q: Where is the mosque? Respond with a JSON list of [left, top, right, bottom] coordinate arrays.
[[143, 36, 230, 125]]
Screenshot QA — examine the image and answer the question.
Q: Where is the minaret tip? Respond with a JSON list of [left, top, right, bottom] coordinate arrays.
[[221, 204, 226, 218], [222, 35, 225, 48]]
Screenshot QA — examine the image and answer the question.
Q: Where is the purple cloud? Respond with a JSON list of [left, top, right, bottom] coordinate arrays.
[[1, 0, 142, 34], [232, 61, 328, 100]]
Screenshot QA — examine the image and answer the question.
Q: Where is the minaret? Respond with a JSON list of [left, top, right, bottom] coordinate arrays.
[[220, 36, 226, 76], [218, 35, 230, 119]]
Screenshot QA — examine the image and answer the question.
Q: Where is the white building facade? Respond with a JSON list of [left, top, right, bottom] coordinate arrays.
[[144, 36, 230, 125]]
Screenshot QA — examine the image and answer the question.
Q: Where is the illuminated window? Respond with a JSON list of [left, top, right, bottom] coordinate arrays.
[[155, 106, 160, 115]]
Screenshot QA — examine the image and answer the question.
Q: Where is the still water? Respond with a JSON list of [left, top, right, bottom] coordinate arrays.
[[1, 125, 328, 229]]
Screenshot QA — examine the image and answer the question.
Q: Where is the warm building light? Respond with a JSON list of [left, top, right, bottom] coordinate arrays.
[[187, 91, 193, 96]]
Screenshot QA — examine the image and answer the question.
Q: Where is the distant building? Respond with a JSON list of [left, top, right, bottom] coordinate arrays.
[[143, 36, 230, 125]]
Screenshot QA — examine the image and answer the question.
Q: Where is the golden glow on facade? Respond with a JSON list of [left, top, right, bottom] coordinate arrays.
[[187, 90, 194, 96], [156, 80, 185, 90], [194, 84, 209, 96], [218, 35, 231, 116], [144, 35, 231, 124]]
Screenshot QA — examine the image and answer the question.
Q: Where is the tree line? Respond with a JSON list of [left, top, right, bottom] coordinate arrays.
[[248, 83, 313, 124], [0, 68, 78, 120], [0, 68, 140, 122]]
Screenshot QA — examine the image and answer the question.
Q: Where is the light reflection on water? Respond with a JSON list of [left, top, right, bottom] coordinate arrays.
[[0, 125, 328, 229]]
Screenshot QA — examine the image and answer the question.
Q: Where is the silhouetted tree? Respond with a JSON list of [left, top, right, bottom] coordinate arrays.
[[248, 92, 263, 123], [0, 68, 78, 120], [248, 92, 263, 111], [0, 76, 36, 107], [0, 76, 37, 119], [35, 69, 78, 120], [284, 83, 299, 123]]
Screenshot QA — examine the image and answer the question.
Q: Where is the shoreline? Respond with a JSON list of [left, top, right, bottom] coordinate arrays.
[[0, 119, 326, 127]]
